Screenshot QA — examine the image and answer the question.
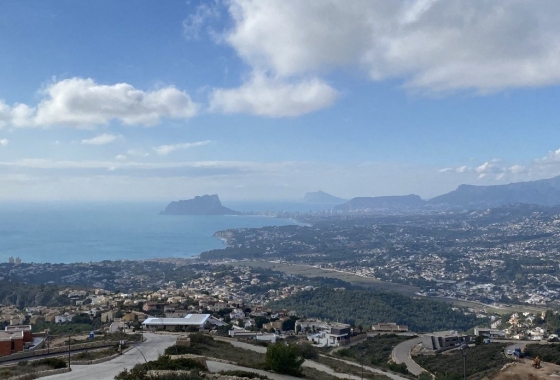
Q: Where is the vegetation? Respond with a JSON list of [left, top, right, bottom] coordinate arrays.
[[0, 357, 67, 379], [336, 334, 413, 374], [270, 287, 482, 332], [317, 356, 392, 379], [0, 281, 73, 308], [219, 370, 268, 379], [265, 342, 304, 376], [164, 333, 267, 369], [115, 356, 205, 380], [524, 343, 560, 364], [415, 343, 510, 380]]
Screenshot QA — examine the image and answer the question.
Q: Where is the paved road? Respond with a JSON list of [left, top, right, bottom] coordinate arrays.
[[391, 337, 426, 376], [47, 333, 177, 380], [216, 337, 408, 380]]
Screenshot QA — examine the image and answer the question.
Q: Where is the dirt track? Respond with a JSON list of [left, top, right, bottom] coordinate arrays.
[[491, 360, 560, 379]]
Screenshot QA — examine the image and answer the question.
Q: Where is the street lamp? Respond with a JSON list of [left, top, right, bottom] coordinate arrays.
[[460, 343, 469, 380]]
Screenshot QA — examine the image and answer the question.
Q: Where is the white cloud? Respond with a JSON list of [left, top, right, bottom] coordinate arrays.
[[224, 0, 560, 93], [0, 139, 8, 146], [127, 149, 150, 158], [153, 140, 212, 156], [183, 3, 219, 39], [475, 162, 494, 173], [81, 134, 120, 145], [438, 168, 453, 173], [209, 73, 337, 117], [115, 155, 127, 161], [0, 78, 199, 128], [456, 166, 468, 173], [509, 165, 526, 174]]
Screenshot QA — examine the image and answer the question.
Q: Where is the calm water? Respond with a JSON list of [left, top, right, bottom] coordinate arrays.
[[0, 202, 299, 264]]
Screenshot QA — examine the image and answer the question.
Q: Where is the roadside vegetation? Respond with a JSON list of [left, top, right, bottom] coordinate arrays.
[[335, 334, 413, 374], [0, 358, 67, 379], [415, 343, 510, 380], [523, 343, 560, 364]]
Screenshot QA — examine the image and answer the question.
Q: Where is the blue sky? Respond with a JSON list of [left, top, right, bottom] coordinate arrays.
[[1, 0, 560, 201]]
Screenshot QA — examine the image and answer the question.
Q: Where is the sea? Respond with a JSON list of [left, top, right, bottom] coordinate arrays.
[[0, 201, 334, 264]]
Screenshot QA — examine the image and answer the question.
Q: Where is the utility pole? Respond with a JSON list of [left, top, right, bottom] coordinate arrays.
[[460, 343, 468, 380], [68, 335, 71, 370], [360, 348, 365, 380]]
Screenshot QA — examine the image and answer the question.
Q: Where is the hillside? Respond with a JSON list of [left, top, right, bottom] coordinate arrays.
[[0, 282, 74, 308], [269, 287, 481, 332], [161, 194, 241, 215], [334, 194, 426, 212], [303, 191, 345, 204], [430, 175, 560, 207]]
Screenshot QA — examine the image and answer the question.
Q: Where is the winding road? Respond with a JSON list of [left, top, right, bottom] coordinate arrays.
[[46, 333, 177, 380], [391, 337, 426, 376]]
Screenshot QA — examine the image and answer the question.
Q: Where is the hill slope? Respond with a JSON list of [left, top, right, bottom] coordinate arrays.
[[430, 175, 560, 207], [334, 194, 426, 212], [161, 194, 241, 215], [303, 191, 345, 204], [269, 287, 481, 332]]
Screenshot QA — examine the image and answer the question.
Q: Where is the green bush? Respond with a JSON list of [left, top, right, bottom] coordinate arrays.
[[164, 344, 201, 356], [33, 357, 67, 369], [219, 370, 268, 379], [189, 332, 213, 345], [147, 356, 206, 371], [265, 343, 304, 376]]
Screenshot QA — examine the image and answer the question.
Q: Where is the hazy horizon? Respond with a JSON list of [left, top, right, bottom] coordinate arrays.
[[1, 1, 560, 201]]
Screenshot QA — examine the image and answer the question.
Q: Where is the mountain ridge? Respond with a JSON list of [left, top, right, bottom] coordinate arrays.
[[161, 194, 241, 215], [303, 191, 345, 203]]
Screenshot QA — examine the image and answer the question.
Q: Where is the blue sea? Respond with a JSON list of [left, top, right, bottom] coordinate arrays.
[[0, 201, 318, 264]]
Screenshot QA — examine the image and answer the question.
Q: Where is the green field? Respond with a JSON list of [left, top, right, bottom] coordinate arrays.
[[239, 260, 420, 296], [240, 260, 547, 315]]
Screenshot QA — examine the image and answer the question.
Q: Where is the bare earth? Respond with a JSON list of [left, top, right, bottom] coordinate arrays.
[[491, 360, 560, 380]]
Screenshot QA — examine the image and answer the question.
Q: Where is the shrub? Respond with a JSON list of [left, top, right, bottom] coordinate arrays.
[[265, 343, 304, 376], [189, 332, 213, 345], [33, 357, 67, 369], [219, 370, 268, 379]]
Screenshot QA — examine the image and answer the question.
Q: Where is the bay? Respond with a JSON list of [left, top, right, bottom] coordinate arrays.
[[0, 202, 297, 264]]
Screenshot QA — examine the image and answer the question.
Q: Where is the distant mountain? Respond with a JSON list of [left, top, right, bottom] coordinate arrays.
[[303, 191, 345, 204], [334, 194, 426, 212], [430, 176, 560, 207], [161, 194, 241, 215]]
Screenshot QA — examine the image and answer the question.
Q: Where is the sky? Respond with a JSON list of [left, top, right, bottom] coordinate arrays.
[[1, 0, 560, 201]]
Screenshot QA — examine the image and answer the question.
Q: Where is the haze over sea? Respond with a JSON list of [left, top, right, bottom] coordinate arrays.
[[0, 201, 322, 264]]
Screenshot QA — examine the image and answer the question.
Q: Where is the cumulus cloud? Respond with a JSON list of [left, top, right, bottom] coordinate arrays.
[[0, 78, 199, 128], [153, 140, 212, 156], [209, 73, 337, 117], [223, 0, 560, 93], [81, 134, 120, 145], [0, 139, 8, 146]]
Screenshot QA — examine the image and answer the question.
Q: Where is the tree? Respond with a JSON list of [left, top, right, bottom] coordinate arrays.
[[418, 371, 432, 380], [265, 342, 304, 376], [474, 335, 485, 346]]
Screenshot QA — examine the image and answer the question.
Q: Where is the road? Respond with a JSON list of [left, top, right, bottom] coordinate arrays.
[[217, 337, 409, 380], [391, 337, 426, 376], [47, 333, 177, 380]]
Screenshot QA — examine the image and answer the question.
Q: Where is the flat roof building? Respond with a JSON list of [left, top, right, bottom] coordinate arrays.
[[142, 314, 225, 331], [422, 331, 470, 351]]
